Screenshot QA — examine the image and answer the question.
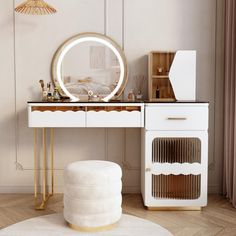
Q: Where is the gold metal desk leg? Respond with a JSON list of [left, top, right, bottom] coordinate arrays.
[[34, 128, 38, 205], [34, 128, 54, 210], [50, 128, 54, 195], [43, 128, 46, 202]]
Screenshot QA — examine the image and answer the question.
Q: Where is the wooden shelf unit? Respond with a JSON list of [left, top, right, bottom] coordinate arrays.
[[148, 52, 176, 101]]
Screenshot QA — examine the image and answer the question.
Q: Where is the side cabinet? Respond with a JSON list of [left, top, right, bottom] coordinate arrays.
[[141, 103, 209, 208]]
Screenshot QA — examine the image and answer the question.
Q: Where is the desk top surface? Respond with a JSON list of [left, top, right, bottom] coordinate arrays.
[[28, 100, 209, 104]]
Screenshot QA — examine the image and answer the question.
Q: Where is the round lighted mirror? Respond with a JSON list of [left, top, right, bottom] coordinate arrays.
[[51, 33, 128, 102]]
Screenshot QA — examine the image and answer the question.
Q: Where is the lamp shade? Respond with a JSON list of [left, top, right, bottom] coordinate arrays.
[[15, 0, 57, 15]]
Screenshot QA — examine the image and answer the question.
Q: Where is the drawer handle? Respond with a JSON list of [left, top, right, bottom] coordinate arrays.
[[167, 117, 187, 120]]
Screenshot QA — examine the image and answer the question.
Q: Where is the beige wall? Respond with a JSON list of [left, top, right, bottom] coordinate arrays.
[[0, 0, 224, 193]]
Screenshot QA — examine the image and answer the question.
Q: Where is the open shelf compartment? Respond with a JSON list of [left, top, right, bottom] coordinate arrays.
[[148, 52, 176, 101]]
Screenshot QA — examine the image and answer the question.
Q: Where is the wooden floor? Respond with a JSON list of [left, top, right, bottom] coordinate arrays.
[[0, 194, 235, 235]]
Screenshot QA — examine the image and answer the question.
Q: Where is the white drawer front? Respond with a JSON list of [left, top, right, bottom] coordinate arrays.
[[28, 111, 86, 127], [145, 106, 208, 131], [87, 110, 144, 127]]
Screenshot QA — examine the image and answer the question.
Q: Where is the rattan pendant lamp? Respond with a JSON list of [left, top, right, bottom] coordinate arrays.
[[15, 0, 57, 15]]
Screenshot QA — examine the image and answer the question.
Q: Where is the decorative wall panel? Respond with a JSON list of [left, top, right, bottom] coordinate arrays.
[[0, 0, 224, 193]]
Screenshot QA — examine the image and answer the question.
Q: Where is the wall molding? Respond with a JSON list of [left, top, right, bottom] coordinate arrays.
[[20, 128, 141, 171], [15, 161, 24, 171], [3, 0, 223, 195]]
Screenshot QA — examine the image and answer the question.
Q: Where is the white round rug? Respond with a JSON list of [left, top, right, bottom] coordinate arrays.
[[0, 213, 173, 236]]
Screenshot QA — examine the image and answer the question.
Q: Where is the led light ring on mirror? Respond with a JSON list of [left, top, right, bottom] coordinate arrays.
[[56, 36, 125, 102], [52, 33, 128, 101]]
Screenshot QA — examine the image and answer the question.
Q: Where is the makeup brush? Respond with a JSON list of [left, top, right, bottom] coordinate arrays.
[[39, 80, 45, 91], [47, 82, 51, 93]]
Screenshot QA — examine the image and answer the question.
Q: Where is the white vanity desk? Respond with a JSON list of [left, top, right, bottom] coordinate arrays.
[[28, 101, 208, 211], [28, 102, 144, 128]]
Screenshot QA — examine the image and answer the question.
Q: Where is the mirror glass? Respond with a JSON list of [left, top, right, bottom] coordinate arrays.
[[51, 33, 128, 102]]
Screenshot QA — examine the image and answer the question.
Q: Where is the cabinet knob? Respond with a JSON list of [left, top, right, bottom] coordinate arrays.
[[146, 168, 151, 172]]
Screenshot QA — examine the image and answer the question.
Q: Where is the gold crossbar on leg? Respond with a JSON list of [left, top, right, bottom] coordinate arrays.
[[34, 128, 54, 210]]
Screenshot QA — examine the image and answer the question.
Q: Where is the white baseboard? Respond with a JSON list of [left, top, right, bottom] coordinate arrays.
[[122, 186, 140, 194], [0, 186, 141, 194], [0, 186, 34, 194], [0, 185, 219, 194]]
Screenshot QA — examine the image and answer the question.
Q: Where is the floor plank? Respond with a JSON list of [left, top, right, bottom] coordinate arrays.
[[0, 194, 235, 236]]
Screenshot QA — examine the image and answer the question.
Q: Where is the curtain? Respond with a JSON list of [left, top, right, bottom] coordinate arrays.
[[223, 0, 236, 208]]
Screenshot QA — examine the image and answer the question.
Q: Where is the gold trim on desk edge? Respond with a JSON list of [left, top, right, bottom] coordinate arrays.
[[147, 206, 202, 211], [68, 222, 117, 232], [31, 106, 141, 112]]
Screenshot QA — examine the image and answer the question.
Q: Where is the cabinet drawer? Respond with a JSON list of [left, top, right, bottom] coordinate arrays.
[[145, 105, 208, 131]]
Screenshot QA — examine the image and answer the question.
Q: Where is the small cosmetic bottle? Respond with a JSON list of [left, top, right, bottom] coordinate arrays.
[[128, 89, 136, 101], [42, 89, 48, 101], [156, 86, 160, 99], [136, 90, 143, 100], [47, 92, 53, 101], [53, 87, 60, 100]]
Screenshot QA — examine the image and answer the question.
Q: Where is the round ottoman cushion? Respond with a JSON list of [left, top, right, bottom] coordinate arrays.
[[64, 160, 122, 185], [64, 160, 122, 229], [64, 180, 122, 200]]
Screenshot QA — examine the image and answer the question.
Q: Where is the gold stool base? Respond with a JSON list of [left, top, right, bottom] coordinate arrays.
[[68, 222, 117, 232]]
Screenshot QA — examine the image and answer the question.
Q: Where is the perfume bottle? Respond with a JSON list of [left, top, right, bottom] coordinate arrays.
[[156, 86, 160, 99], [47, 92, 53, 101], [136, 90, 143, 100], [92, 94, 100, 102], [53, 87, 60, 100], [47, 82, 53, 101], [39, 80, 48, 101], [157, 67, 164, 75], [88, 90, 94, 101], [42, 89, 48, 101], [128, 89, 136, 101]]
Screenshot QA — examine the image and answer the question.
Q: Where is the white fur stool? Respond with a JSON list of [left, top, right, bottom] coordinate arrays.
[[63, 160, 122, 231]]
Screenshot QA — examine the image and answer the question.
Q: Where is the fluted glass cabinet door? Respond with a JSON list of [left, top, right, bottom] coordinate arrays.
[[142, 131, 208, 207], [151, 174, 201, 200], [152, 137, 201, 164]]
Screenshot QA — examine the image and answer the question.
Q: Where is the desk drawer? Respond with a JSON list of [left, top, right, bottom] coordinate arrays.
[[87, 109, 144, 127], [145, 105, 208, 131], [28, 106, 86, 127]]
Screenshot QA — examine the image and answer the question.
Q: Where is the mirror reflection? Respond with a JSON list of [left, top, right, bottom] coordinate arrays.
[[61, 41, 121, 99]]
